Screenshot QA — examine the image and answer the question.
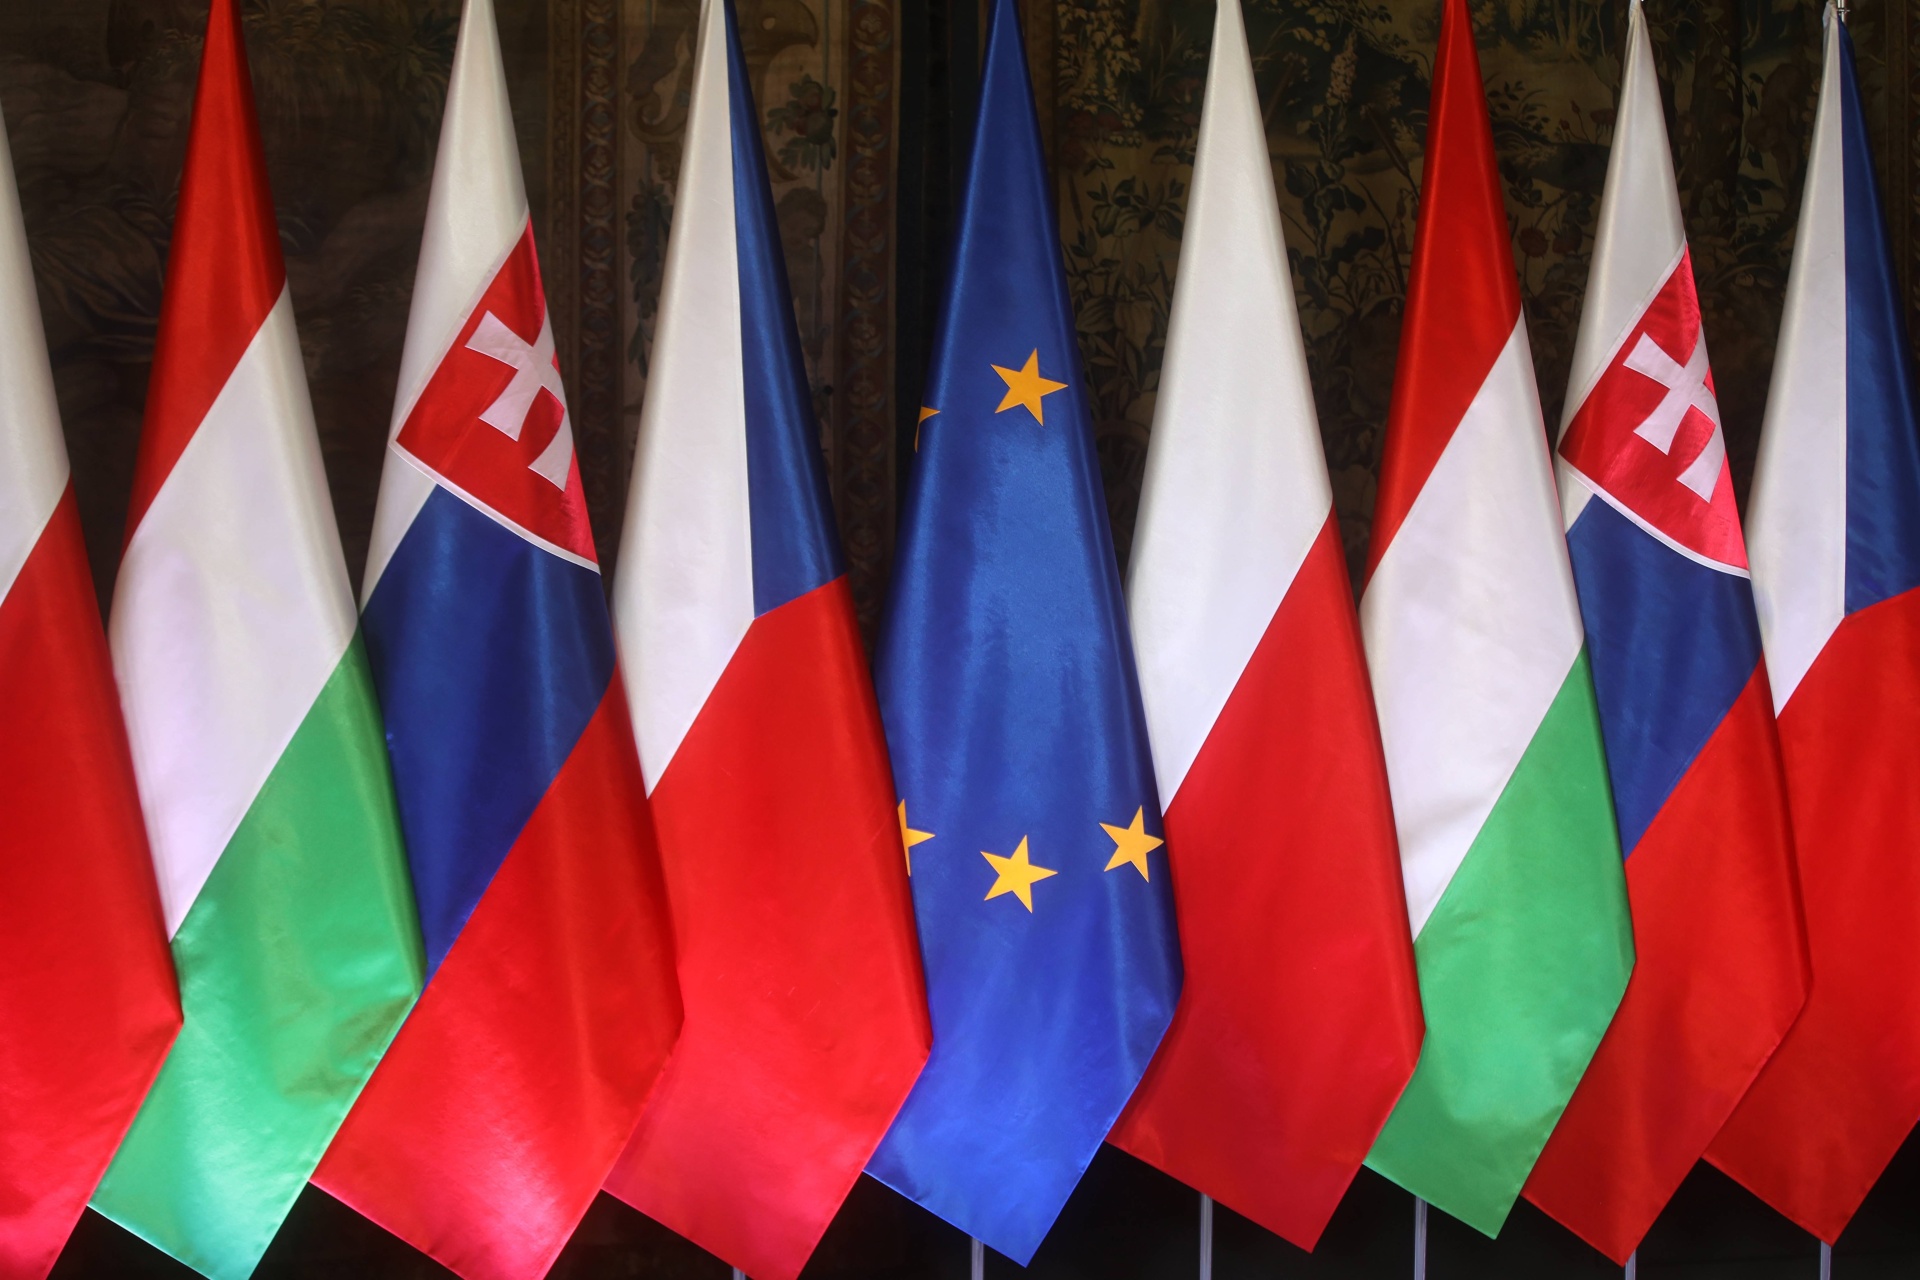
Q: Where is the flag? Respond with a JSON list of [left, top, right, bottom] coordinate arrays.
[[308, 0, 682, 1275], [87, 2, 423, 1274], [864, 0, 1182, 1260], [0, 105, 180, 1280], [1358, 0, 1634, 1236], [601, 2, 930, 1276], [1106, 0, 1422, 1250], [1523, 0, 1810, 1260], [1705, 11, 1920, 1243]]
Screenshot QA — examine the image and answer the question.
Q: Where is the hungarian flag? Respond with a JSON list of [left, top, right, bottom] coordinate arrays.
[[1706, 13, 1920, 1243], [0, 107, 180, 1279], [1108, 0, 1421, 1249], [1359, 0, 1633, 1237], [1524, 0, 1809, 1260], [601, 2, 929, 1277], [310, 0, 682, 1274], [87, 1, 423, 1274]]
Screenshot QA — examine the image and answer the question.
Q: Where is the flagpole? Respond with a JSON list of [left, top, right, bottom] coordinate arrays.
[[1199, 1193, 1214, 1280], [971, 1236, 985, 1280], [733, 1270, 746, 1280], [1413, 1197, 1428, 1280], [1820, 1241, 1832, 1279], [1625, 1250, 1637, 1279]]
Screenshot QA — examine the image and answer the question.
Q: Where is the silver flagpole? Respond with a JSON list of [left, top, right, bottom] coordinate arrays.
[[733, 1270, 746, 1280], [1199, 1193, 1214, 1280], [1625, 1250, 1637, 1279], [1821, 1240, 1833, 1279], [1413, 1197, 1428, 1280], [971, 1236, 986, 1280]]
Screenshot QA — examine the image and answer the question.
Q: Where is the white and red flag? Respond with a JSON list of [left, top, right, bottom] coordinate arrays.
[[1707, 11, 1920, 1242], [1524, 0, 1809, 1259], [1108, 0, 1421, 1248], [0, 103, 179, 1280]]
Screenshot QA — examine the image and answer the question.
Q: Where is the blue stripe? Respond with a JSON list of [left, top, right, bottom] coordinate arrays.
[[362, 488, 615, 977], [1567, 500, 1762, 856], [725, 0, 842, 617], [1838, 24, 1920, 615]]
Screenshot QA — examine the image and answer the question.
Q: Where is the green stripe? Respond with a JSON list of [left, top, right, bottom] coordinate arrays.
[[93, 636, 421, 1280], [1366, 648, 1633, 1235]]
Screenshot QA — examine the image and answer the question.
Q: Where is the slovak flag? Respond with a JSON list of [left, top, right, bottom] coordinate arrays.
[[602, 2, 930, 1278], [1523, 0, 1809, 1260], [1708, 10, 1920, 1243], [310, 0, 682, 1276]]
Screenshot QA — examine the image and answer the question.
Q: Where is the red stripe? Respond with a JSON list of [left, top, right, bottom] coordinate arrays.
[[313, 676, 681, 1280], [604, 577, 929, 1280], [1707, 590, 1920, 1243], [1365, 0, 1523, 581], [1109, 516, 1423, 1249], [123, 0, 285, 539], [0, 489, 179, 1279], [1524, 670, 1808, 1262]]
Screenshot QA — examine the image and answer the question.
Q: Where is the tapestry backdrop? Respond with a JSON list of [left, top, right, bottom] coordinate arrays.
[[7, 0, 1920, 1276]]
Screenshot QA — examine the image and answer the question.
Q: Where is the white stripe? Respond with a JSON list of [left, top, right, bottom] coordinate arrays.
[[611, 0, 754, 794], [1748, 17, 1848, 711], [0, 108, 70, 603], [364, 0, 531, 597], [1126, 0, 1330, 805], [111, 290, 357, 935], [1559, 0, 1688, 435], [1361, 321, 1586, 937]]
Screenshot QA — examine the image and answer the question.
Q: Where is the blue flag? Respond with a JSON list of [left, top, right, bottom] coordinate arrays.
[[866, 0, 1182, 1260]]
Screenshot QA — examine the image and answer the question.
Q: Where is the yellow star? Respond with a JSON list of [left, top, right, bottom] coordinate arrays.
[[982, 835, 1057, 912], [991, 350, 1068, 424], [915, 405, 938, 450], [898, 800, 934, 875], [1101, 807, 1164, 881]]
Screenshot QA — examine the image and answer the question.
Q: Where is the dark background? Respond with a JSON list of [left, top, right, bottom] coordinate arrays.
[[9, 0, 1919, 1274]]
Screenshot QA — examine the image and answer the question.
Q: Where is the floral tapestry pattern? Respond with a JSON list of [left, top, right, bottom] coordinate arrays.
[[1051, 0, 1892, 583]]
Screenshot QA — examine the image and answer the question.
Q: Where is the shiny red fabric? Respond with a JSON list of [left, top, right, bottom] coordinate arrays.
[[1708, 590, 1920, 1242], [1110, 516, 1422, 1249], [123, 0, 283, 538], [605, 578, 929, 1280], [1525, 670, 1809, 1262], [0, 489, 180, 1278], [1364, 0, 1523, 582], [313, 677, 681, 1280]]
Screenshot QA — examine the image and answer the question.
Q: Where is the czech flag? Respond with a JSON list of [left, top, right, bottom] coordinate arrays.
[[1525, 0, 1809, 1260], [602, 3, 929, 1277], [1708, 11, 1920, 1243], [311, 1, 682, 1275]]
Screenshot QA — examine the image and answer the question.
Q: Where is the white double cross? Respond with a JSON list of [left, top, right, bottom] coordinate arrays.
[[466, 309, 575, 490], [1623, 328, 1726, 501]]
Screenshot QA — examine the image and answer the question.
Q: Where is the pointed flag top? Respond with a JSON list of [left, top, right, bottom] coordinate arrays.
[[868, 0, 1181, 1260], [125, 0, 284, 537]]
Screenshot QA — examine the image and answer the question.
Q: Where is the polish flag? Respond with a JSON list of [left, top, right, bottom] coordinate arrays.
[[0, 104, 179, 1280], [1707, 12, 1920, 1243], [602, 3, 929, 1277], [311, 0, 683, 1275], [1524, 0, 1809, 1259], [1107, 0, 1422, 1249]]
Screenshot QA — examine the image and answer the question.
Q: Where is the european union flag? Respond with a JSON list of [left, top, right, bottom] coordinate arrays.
[[866, 0, 1182, 1260]]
